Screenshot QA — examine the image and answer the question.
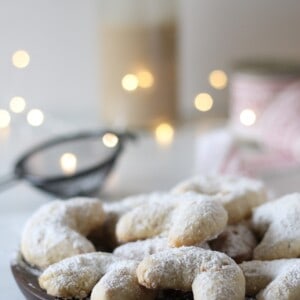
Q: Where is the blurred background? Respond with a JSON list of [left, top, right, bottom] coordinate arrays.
[[1, 0, 300, 185], [2, 0, 300, 200], [2, 0, 300, 126]]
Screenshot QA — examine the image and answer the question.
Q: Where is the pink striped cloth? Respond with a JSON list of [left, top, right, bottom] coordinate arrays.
[[260, 80, 300, 158], [230, 72, 297, 139], [195, 129, 299, 177], [199, 69, 300, 176]]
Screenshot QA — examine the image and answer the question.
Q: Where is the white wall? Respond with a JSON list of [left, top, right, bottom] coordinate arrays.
[[0, 0, 99, 125], [179, 0, 300, 120]]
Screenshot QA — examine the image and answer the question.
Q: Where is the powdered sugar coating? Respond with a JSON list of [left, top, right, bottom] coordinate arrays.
[[240, 259, 300, 299], [21, 198, 105, 269], [172, 175, 267, 224], [91, 260, 156, 300], [99, 192, 167, 249], [39, 252, 115, 298], [39, 252, 156, 300], [103, 192, 165, 217], [116, 192, 228, 247], [252, 193, 300, 260], [209, 223, 257, 263], [137, 247, 245, 300], [113, 237, 210, 261]]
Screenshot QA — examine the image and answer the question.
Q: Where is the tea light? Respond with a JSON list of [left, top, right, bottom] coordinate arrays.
[[60, 153, 77, 175]]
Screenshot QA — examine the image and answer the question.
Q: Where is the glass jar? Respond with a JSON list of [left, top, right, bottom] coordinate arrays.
[[98, 0, 178, 129]]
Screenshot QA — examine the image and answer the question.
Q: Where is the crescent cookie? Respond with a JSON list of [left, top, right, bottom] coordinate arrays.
[[240, 259, 300, 300], [104, 193, 163, 217], [116, 192, 228, 247], [172, 175, 267, 224], [21, 198, 105, 269], [252, 193, 300, 260], [113, 237, 210, 261], [137, 247, 245, 300], [97, 193, 166, 250], [209, 223, 257, 263], [39, 252, 156, 300]]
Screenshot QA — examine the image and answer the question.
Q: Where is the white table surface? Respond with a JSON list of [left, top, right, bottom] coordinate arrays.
[[1, 120, 300, 299]]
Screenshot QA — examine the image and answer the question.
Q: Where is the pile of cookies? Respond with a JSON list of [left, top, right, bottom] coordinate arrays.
[[20, 176, 300, 300]]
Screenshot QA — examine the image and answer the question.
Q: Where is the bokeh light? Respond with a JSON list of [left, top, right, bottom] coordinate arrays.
[[27, 109, 44, 127], [209, 70, 228, 89], [137, 70, 154, 88], [155, 123, 174, 146], [240, 109, 256, 126], [9, 96, 26, 113], [12, 50, 30, 69], [0, 110, 11, 129], [194, 93, 214, 112], [102, 133, 119, 148], [121, 74, 139, 91], [60, 153, 77, 175]]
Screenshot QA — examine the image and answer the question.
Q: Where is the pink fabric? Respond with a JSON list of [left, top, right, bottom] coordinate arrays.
[[196, 129, 299, 177], [260, 80, 300, 157], [230, 73, 297, 138], [199, 74, 300, 176]]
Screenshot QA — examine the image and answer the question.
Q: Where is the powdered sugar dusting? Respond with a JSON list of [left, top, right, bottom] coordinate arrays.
[[137, 246, 245, 299], [39, 252, 121, 297], [240, 259, 300, 298], [39, 251, 154, 299], [210, 223, 257, 263], [16, 178, 300, 299], [172, 175, 267, 223], [252, 193, 300, 260], [113, 237, 210, 261], [21, 198, 105, 269], [103, 192, 168, 217], [116, 192, 227, 246]]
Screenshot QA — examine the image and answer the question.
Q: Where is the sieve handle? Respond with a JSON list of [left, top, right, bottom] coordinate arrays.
[[0, 173, 18, 193]]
